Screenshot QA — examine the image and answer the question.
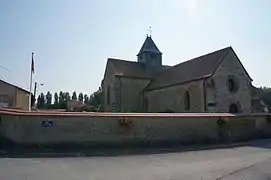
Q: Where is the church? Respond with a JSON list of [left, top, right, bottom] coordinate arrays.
[[102, 35, 253, 113]]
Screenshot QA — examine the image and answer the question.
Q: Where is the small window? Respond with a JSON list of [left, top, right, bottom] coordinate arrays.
[[207, 102, 216, 107], [107, 86, 110, 105], [150, 54, 157, 59], [184, 91, 190, 110], [227, 75, 239, 93]]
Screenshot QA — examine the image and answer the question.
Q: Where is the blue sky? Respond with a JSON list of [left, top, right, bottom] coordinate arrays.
[[0, 0, 270, 95]]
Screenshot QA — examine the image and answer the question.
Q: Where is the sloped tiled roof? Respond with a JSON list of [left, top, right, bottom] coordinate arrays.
[[137, 36, 162, 55], [0, 79, 30, 93], [106, 46, 251, 91], [108, 58, 169, 79], [146, 47, 232, 90], [108, 58, 152, 78]]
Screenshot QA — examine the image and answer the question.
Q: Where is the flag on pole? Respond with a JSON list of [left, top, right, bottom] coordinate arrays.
[[31, 52, 35, 74]]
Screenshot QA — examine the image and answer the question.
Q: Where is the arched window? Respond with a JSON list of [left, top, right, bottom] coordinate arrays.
[[107, 86, 110, 105], [184, 91, 190, 110], [227, 75, 239, 93]]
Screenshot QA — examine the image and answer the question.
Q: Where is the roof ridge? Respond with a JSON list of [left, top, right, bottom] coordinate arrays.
[[146, 46, 233, 91], [0, 79, 29, 93], [148, 47, 232, 80], [172, 46, 231, 69], [108, 58, 138, 64]]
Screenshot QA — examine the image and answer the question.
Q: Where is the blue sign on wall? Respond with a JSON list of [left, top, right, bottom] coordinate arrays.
[[41, 120, 53, 127]]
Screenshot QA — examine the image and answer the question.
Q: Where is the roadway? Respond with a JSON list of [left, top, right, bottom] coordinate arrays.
[[1, 140, 271, 180]]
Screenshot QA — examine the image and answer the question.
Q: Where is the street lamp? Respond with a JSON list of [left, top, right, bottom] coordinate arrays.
[[33, 82, 44, 106]]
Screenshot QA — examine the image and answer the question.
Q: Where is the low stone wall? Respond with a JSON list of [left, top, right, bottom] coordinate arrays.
[[0, 108, 271, 148]]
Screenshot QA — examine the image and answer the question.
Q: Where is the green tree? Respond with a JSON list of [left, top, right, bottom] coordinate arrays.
[[72, 91, 77, 100], [37, 93, 45, 109], [59, 91, 64, 104], [54, 92, 59, 105], [84, 94, 89, 104], [64, 92, 70, 102], [88, 88, 103, 111], [58, 91, 67, 109], [260, 87, 271, 107], [78, 92, 83, 102], [46, 91, 52, 106], [31, 93, 35, 107]]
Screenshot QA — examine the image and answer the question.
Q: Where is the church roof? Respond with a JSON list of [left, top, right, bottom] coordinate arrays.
[[137, 36, 162, 55], [0, 79, 30, 93], [107, 58, 170, 79], [146, 47, 233, 90], [108, 58, 152, 79], [105, 46, 251, 91]]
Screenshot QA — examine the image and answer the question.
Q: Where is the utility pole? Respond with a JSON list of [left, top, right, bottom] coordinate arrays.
[[33, 82, 44, 107]]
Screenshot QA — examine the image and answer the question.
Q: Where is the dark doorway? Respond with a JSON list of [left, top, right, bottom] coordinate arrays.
[[229, 103, 239, 113]]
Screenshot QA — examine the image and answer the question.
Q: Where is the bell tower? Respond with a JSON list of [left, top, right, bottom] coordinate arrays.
[[137, 33, 162, 71]]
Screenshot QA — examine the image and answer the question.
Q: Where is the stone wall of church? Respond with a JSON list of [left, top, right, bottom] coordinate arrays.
[[205, 50, 252, 113], [146, 80, 205, 113], [119, 77, 150, 112], [102, 62, 116, 112], [102, 66, 151, 112]]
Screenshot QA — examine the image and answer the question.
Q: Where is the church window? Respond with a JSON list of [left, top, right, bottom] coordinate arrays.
[[184, 91, 190, 110], [107, 86, 110, 105], [227, 75, 239, 93], [150, 54, 157, 59]]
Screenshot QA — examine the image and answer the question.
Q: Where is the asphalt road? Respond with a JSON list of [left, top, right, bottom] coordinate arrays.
[[1, 140, 271, 180]]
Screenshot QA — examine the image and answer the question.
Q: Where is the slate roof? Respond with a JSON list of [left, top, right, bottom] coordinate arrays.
[[0, 79, 30, 93], [106, 46, 251, 91], [108, 58, 152, 78], [146, 47, 232, 90], [137, 36, 162, 55], [108, 58, 169, 79]]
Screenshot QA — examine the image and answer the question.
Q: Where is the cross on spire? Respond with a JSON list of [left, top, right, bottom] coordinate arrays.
[[148, 26, 152, 37]]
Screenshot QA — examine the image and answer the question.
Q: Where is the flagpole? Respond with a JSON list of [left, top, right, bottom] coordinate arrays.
[[29, 52, 34, 111]]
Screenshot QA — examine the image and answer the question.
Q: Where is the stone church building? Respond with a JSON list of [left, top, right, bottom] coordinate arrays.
[[102, 35, 253, 113]]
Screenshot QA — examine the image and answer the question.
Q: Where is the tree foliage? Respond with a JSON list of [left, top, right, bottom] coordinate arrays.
[[87, 88, 103, 111], [31, 93, 35, 107], [46, 91, 52, 106], [72, 91, 77, 100], [37, 93, 45, 108], [84, 94, 89, 104], [259, 86, 271, 107], [78, 93, 84, 102], [54, 92, 59, 105], [64, 92, 70, 102], [36, 88, 103, 111]]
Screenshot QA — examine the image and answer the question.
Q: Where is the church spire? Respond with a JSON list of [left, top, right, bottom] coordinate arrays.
[[137, 33, 163, 71], [137, 34, 162, 56]]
